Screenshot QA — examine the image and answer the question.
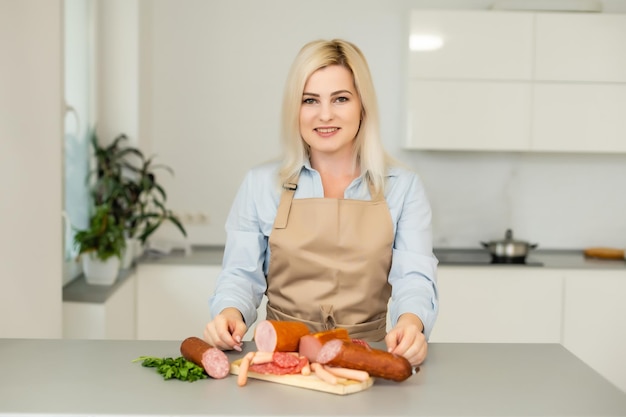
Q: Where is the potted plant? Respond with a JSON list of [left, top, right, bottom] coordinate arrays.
[[89, 132, 187, 266], [73, 203, 126, 285], [130, 153, 187, 246], [89, 132, 142, 267]]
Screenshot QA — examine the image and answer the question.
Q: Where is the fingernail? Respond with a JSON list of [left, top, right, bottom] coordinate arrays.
[[233, 344, 242, 352]]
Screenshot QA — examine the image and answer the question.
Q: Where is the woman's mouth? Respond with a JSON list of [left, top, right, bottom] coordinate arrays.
[[315, 127, 339, 137]]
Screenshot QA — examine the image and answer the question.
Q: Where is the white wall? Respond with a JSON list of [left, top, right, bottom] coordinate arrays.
[[138, 0, 626, 251], [0, 0, 63, 338], [97, 0, 139, 145]]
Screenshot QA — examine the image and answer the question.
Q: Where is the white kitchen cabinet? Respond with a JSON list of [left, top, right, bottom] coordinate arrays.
[[136, 264, 267, 342], [535, 13, 626, 83], [63, 274, 136, 340], [406, 10, 626, 153], [136, 264, 218, 340], [562, 269, 626, 393], [409, 10, 533, 80], [408, 80, 531, 151], [429, 266, 564, 343], [532, 84, 626, 153]]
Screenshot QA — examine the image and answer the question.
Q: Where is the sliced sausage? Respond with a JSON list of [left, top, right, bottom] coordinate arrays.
[[299, 328, 351, 362], [316, 339, 414, 382], [248, 355, 308, 375], [180, 336, 230, 379], [253, 320, 310, 352]]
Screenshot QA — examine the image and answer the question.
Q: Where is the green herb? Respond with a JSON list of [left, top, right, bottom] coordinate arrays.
[[133, 356, 208, 382]]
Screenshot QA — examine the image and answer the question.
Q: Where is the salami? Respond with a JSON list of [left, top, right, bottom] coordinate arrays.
[[254, 320, 311, 352], [180, 336, 230, 379], [316, 339, 413, 382], [351, 338, 371, 349], [249, 354, 308, 375], [272, 351, 300, 368]]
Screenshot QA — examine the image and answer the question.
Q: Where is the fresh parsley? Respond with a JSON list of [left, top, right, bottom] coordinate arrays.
[[133, 356, 208, 382]]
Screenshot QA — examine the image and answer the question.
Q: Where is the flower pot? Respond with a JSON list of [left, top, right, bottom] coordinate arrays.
[[133, 239, 144, 260], [82, 253, 120, 285], [121, 237, 137, 269]]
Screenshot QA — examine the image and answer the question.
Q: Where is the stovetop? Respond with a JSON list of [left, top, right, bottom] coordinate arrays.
[[434, 249, 544, 267]]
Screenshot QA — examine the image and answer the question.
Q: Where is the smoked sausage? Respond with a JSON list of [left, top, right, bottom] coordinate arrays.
[[299, 328, 351, 362], [254, 320, 310, 352], [316, 339, 414, 382], [180, 337, 230, 379]]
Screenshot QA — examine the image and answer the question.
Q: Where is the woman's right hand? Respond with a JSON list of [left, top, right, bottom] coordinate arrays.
[[203, 307, 247, 351]]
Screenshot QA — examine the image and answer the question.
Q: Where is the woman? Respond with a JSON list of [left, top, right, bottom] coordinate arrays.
[[204, 39, 438, 366]]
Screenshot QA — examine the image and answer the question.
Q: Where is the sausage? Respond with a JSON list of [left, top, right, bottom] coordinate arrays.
[[316, 339, 414, 382], [180, 336, 230, 379], [250, 351, 274, 365], [237, 352, 256, 387], [311, 362, 340, 385], [323, 365, 370, 382], [299, 328, 351, 362], [253, 320, 310, 352]]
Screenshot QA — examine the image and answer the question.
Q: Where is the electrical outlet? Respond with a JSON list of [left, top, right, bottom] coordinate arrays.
[[196, 212, 209, 224], [174, 211, 210, 225]]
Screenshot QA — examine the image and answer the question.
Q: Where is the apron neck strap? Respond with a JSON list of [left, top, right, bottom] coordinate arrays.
[[274, 173, 300, 229]]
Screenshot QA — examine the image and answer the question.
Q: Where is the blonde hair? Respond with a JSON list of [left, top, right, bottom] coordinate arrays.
[[278, 39, 393, 195]]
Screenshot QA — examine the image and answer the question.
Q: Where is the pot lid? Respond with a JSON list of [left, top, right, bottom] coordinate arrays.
[[492, 229, 527, 244]]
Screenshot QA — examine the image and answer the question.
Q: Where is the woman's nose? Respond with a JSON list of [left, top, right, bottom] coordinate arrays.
[[318, 102, 333, 121]]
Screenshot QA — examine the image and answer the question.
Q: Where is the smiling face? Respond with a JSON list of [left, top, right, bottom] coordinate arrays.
[[299, 65, 362, 159]]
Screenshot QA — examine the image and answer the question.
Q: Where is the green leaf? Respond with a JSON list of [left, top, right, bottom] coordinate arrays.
[[133, 356, 208, 382]]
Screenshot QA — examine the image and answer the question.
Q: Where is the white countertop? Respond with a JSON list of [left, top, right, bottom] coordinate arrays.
[[0, 339, 624, 416]]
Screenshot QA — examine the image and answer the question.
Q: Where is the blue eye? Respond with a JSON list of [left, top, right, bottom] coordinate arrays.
[[302, 97, 317, 104], [335, 96, 349, 103]]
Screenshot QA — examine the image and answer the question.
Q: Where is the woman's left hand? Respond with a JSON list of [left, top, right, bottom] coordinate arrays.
[[385, 313, 428, 367]]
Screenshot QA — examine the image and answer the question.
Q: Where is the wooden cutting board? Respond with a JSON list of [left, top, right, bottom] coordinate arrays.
[[229, 359, 374, 395], [583, 247, 625, 260]]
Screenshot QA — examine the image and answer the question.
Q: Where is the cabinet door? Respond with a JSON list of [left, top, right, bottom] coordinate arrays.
[[535, 13, 626, 83], [429, 267, 563, 343], [532, 84, 626, 153], [104, 274, 136, 339], [563, 270, 626, 393], [407, 80, 531, 151], [63, 274, 136, 340], [409, 10, 533, 80], [136, 264, 219, 340], [136, 264, 267, 342]]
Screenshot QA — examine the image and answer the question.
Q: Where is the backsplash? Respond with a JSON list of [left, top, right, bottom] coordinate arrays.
[[401, 151, 626, 249]]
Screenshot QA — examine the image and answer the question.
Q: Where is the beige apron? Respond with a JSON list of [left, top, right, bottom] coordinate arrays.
[[265, 173, 394, 341]]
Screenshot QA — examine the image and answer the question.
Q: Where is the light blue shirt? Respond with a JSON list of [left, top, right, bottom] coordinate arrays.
[[210, 160, 439, 339]]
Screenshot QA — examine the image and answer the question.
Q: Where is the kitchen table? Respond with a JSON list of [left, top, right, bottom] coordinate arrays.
[[0, 339, 624, 416]]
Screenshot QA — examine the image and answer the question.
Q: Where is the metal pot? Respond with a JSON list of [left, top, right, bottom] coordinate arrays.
[[480, 229, 538, 262]]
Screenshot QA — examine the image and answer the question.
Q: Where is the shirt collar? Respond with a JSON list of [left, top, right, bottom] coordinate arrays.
[[301, 159, 398, 180]]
